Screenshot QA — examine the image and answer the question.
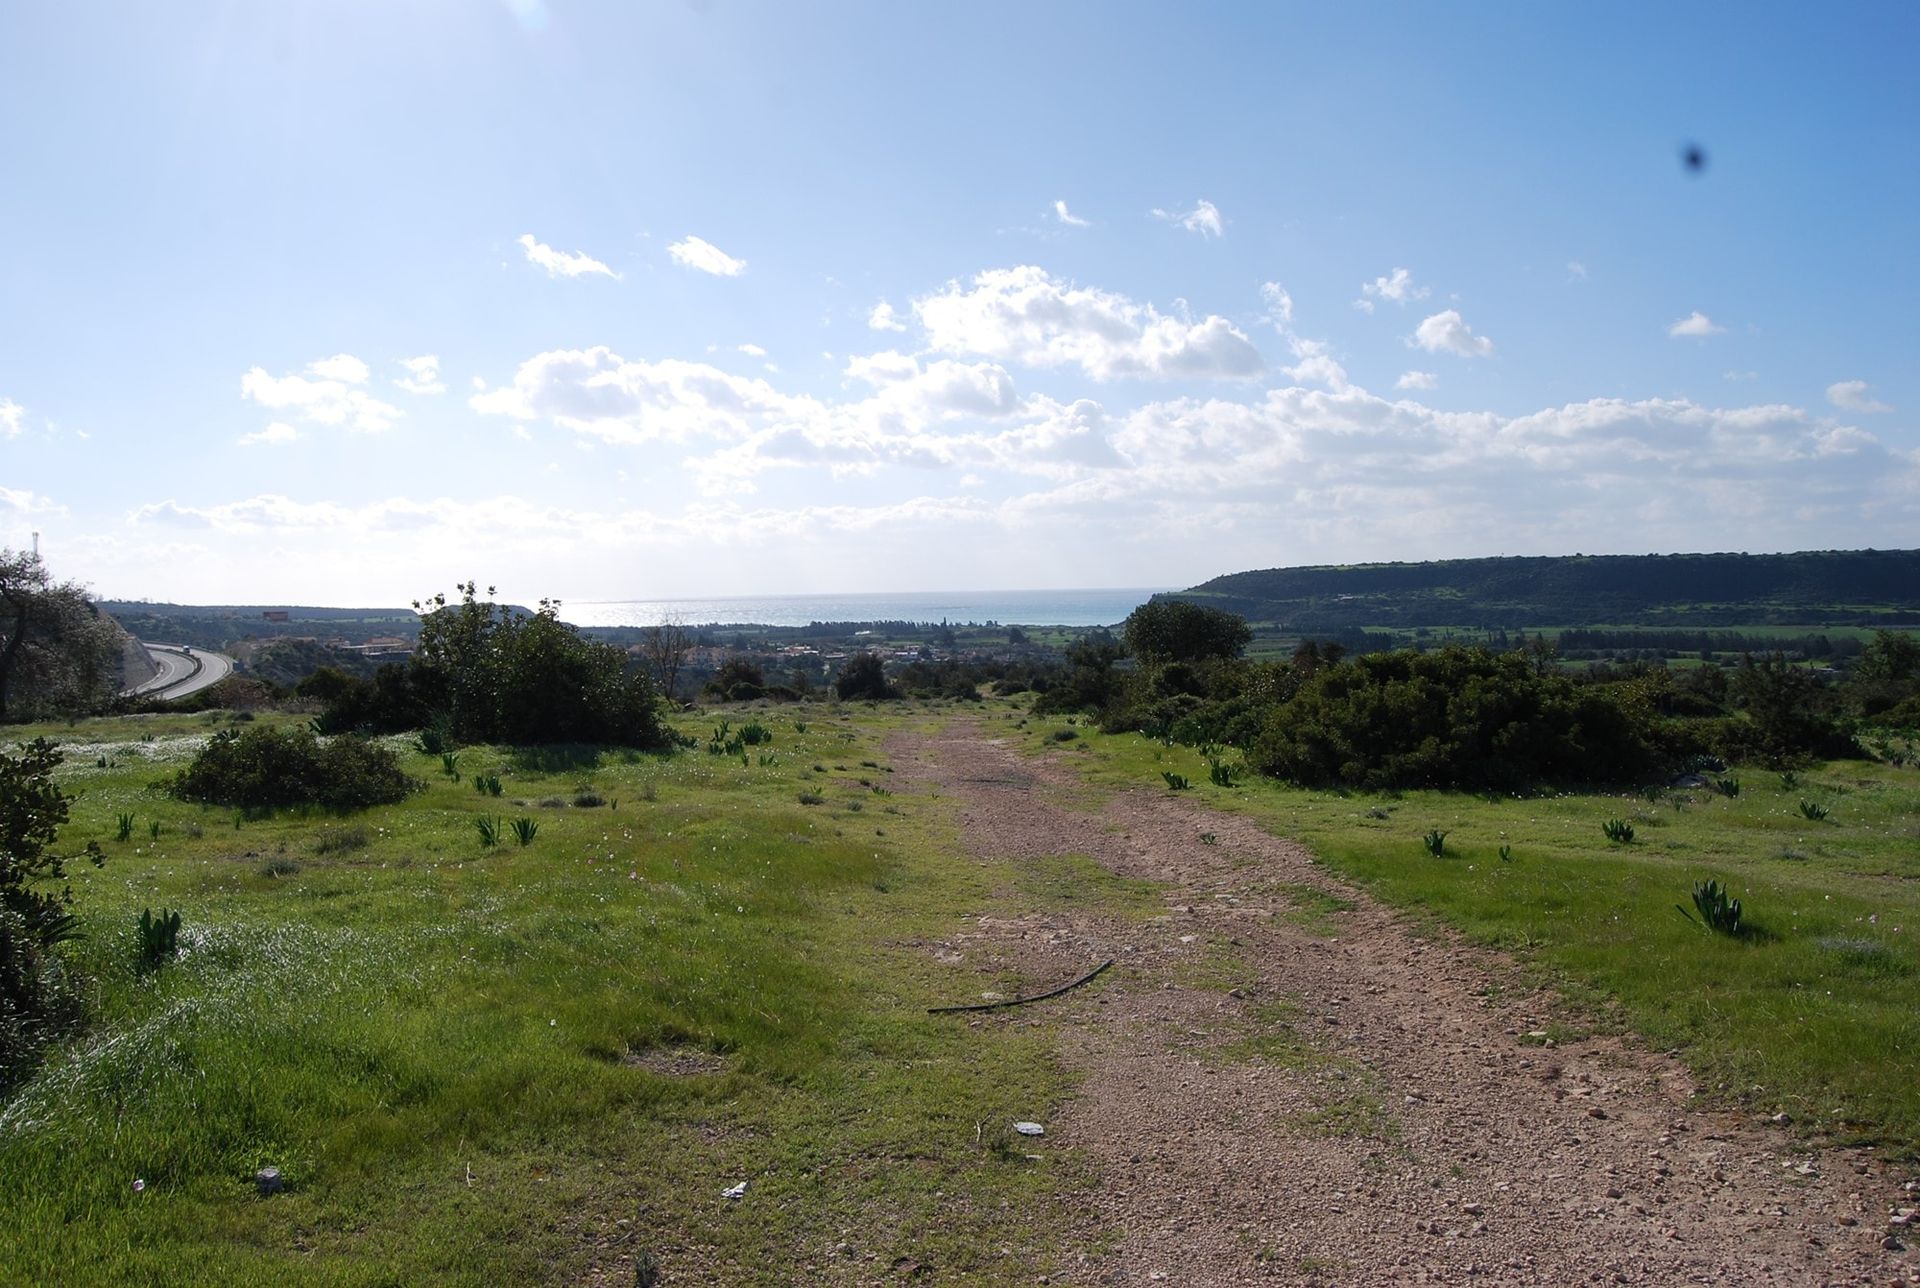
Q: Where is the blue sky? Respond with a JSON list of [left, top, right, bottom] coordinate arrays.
[[2, 1, 1915, 607]]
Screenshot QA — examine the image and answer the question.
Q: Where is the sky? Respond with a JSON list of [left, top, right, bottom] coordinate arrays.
[[2, 1, 1916, 608]]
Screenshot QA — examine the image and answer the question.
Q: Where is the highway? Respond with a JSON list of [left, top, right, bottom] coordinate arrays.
[[126, 643, 236, 701]]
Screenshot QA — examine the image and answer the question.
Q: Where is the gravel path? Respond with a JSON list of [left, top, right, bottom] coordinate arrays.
[[892, 723, 1918, 1287]]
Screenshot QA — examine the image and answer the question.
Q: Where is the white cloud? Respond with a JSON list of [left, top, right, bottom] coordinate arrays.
[[668, 235, 747, 277], [867, 301, 907, 332], [913, 265, 1263, 381], [469, 346, 807, 445], [1053, 199, 1090, 228], [1259, 281, 1294, 327], [1667, 310, 1725, 338], [1566, 261, 1589, 282], [1723, 370, 1759, 382], [394, 355, 446, 396], [237, 422, 301, 447], [1, 486, 64, 516], [737, 343, 767, 358], [1281, 339, 1349, 392], [240, 355, 401, 433], [1355, 267, 1428, 313], [517, 233, 619, 280], [1396, 371, 1438, 391], [0, 398, 23, 438], [1410, 310, 1495, 358], [1826, 380, 1892, 414], [1152, 199, 1224, 238], [307, 354, 369, 383]]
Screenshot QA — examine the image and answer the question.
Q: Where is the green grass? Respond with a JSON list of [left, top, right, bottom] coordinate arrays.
[[1, 702, 1087, 1284], [1009, 713, 1920, 1155]]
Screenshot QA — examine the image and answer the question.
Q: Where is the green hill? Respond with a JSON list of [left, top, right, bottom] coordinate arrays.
[[1168, 549, 1920, 631]]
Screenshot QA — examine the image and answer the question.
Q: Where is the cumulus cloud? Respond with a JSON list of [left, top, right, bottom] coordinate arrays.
[[1281, 339, 1349, 392], [517, 233, 618, 280], [240, 355, 401, 433], [1354, 267, 1427, 313], [1053, 199, 1090, 228], [1, 486, 64, 516], [912, 266, 1263, 381], [0, 398, 23, 438], [1410, 310, 1495, 358], [237, 422, 301, 447], [1827, 380, 1892, 413], [394, 355, 445, 395], [737, 343, 767, 358], [1668, 311, 1725, 338], [868, 301, 907, 332], [668, 235, 747, 276], [1259, 281, 1294, 327], [1152, 199, 1224, 238], [1396, 371, 1438, 391], [469, 346, 802, 445]]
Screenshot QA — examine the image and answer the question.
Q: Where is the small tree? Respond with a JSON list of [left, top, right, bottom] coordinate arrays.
[[835, 651, 894, 700], [640, 614, 693, 701], [1122, 600, 1251, 666]]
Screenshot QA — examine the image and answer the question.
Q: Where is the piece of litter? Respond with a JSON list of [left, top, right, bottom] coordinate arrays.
[[722, 1181, 748, 1199], [1013, 1121, 1045, 1137], [132, 1179, 145, 1193], [1178, 935, 1197, 944]]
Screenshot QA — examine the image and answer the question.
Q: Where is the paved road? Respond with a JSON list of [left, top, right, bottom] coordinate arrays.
[[126, 642, 235, 701]]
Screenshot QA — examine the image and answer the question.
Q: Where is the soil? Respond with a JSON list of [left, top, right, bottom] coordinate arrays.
[[890, 722, 1918, 1287]]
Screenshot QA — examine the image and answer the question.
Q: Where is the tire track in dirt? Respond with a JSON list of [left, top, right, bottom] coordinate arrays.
[[893, 722, 1917, 1287]]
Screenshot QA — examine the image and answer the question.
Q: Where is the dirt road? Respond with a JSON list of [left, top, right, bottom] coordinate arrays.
[[892, 722, 1916, 1287]]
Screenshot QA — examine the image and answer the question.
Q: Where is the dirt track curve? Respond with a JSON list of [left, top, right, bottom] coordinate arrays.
[[891, 722, 1917, 1287]]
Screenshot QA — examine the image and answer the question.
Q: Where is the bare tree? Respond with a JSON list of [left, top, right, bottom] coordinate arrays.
[[639, 613, 692, 703], [0, 550, 121, 722]]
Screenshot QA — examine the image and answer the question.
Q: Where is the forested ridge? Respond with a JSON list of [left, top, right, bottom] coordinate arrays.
[[1171, 548, 1920, 629]]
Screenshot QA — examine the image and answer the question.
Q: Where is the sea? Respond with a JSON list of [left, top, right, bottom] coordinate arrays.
[[561, 587, 1166, 629]]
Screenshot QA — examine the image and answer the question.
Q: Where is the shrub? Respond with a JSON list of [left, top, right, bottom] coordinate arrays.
[[1, 739, 103, 1087], [1121, 601, 1252, 666], [168, 726, 419, 811], [1798, 800, 1830, 821], [475, 817, 502, 847], [834, 652, 895, 701], [1162, 772, 1192, 791], [1250, 646, 1663, 791], [509, 817, 539, 846], [1422, 828, 1448, 857], [1602, 818, 1636, 843]]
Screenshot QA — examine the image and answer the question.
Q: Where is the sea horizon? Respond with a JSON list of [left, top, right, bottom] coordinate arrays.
[[560, 586, 1169, 629]]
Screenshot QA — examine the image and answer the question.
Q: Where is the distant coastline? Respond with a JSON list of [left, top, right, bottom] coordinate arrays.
[[561, 587, 1167, 629]]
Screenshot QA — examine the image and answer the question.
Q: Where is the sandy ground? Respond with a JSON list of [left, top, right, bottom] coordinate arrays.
[[890, 722, 1918, 1288]]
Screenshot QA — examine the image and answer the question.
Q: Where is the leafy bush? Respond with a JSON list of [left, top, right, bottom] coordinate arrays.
[[168, 726, 419, 811], [474, 817, 501, 847], [1422, 828, 1448, 857], [1799, 800, 1830, 821], [738, 722, 773, 746], [1602, 818, 1636, 844], [1249, 646, 1664, 791], [1713, 776, 1740, 798], [834, 652, 895, 701], [1, 739, 103, 1087], [509, 817, 539, 846], [1162, 772, 1192, 791]]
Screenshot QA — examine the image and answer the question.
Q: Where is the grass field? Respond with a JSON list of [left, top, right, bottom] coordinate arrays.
[[0, 704, 1104, 1286], [1000, 708, 1920, 1155], [7, 697, 1919, 1283]]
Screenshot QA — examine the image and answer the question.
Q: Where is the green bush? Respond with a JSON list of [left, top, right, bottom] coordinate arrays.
[[168, 726, 419, 811], [1249, 646, 1663, 791], [1, 739, 102, 1088], [834, 652, 895, 701]]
